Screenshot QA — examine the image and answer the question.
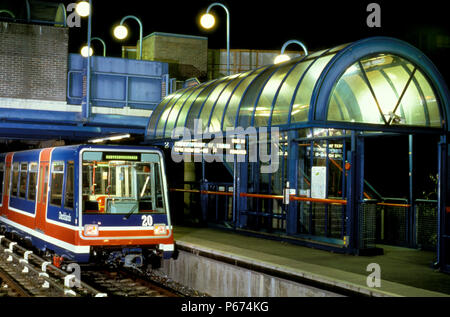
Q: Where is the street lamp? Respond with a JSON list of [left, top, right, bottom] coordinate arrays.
[[75, 1, 90, 17], [80, 46, 93, 57], [113, 15, 143, 60], [77, 0, 92, 120], [81, 37, 106, 57], [200, 3, 230, 76], [274, 40, 308, 64]]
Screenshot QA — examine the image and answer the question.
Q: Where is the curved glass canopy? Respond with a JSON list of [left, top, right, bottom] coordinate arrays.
[[146, 37, 449, 139]]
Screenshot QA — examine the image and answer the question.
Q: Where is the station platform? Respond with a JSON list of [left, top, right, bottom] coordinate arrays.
[[173, 226, 450, 297]]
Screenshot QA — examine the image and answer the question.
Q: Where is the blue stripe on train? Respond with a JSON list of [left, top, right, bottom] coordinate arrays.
[[82, 213, 169, 226]]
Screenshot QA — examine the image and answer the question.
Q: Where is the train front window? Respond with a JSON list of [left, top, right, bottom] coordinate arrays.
[[82, 152, 166, 215]]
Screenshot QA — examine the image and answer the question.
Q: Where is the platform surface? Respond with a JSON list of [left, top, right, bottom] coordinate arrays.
[[173, 226, 450, 297]]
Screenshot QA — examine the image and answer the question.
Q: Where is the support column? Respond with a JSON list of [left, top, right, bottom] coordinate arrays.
[[437, 135, 448, 271], [408, 134, 415, 247], [184, 162, 196, 221], [286, 130, 299, 235], [346, 132, 365, 254]]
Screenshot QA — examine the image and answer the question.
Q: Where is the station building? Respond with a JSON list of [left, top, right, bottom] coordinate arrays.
[[145, 37, 450, 273]]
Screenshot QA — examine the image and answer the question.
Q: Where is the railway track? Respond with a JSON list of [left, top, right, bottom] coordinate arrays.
[[0, 235, 102, 297], [0, 235, 201, 297], [0, 266, 31, 297], [81, 267, 181, 297]]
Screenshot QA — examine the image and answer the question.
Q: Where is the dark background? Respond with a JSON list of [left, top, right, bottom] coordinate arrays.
[[57, 0, 450, 82]]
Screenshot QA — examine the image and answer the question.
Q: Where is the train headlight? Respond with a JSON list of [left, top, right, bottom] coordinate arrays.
[[84, 224, 99, 236], [154, 224, 167, 235]]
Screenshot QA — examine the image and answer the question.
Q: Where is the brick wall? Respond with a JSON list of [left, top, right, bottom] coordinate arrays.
[[141, 33, 207, 80], [0, 22, 68, 101]]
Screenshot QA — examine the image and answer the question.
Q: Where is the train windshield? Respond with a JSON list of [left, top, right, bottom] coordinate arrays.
[[82, 151, 166, 215]]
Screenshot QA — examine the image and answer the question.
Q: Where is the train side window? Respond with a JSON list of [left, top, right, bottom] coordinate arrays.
[[19, 163, 28, 199], [27, 162, 38, 201], [64, 161, 74, 209], [42, 165, 49, 203], [50, 161, 64, 206], [0, 162, 4, 204], [11, 162, 19, 197]]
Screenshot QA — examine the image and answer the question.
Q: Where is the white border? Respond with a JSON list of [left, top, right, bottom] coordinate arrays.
[[0, 215, 89, 254]]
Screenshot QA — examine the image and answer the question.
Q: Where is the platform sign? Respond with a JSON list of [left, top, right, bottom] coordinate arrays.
[[311, 166, 327, 199]]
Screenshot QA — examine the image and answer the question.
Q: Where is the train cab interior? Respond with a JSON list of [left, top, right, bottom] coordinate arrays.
[[81, 151, 166, 215]]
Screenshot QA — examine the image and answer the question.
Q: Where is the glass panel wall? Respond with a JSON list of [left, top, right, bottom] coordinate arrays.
[[290, 54, 336, 123], [185, 79, 226, 132], [163, 86, 197, 138], [327, 53, 441, 127], [254, 61, 299, 127], [198, 76, 237, 132], [174, 81, 216, 132], [222, 66, 270, 130], [237, 65, 278, 128]]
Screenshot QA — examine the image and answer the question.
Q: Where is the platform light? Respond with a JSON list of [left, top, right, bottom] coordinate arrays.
[[80, 45, 93, 57], [88, 134, 131, 143], [275, 40, 308, 64], [200, 13, 215, 29], [113, 16, 143, 60], [113, 25, 128, 40], [75, 1, 90, 17], [199, 3, 230, 75], [274, 54, 291, 64]]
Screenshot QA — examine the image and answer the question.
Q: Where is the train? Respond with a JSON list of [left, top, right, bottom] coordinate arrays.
[[0, 144, 174, 269]]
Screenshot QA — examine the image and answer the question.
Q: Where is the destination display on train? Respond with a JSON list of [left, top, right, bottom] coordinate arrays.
[[103, 153, 141, 161]]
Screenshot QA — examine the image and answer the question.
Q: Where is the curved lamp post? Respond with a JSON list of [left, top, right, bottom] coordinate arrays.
[[0, 9, 16, 19], [274, 40, 308, 64], [113, 15, 143, 60], [76, 0, 92, 120], [200, 3, 230, 76], [81, 37, 106, 57]]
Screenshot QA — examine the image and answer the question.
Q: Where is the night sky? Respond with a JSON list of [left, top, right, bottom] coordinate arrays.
[[57, 0, 450, 81]]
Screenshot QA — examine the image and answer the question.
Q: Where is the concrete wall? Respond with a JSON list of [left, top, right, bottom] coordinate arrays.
[[160, 250, 342, 297], [0, 22, 68, 101]]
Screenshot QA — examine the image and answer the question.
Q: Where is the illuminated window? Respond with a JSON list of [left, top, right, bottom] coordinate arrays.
[[64, 161, 74, 209], [50, 161, 64, 206], [11, 163, 19, 197], [19, 163, 28, 199], [27, 162, 38, 201]]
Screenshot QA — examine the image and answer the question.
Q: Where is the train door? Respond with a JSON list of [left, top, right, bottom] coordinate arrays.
[[1, 154, 13, 217], [35, 149, 52, 232]]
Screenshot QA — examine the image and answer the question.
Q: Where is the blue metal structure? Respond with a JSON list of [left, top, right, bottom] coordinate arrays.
[[145, 37, 450, 272], [68, 54, 167, 112], [0, 54, 169, 140]]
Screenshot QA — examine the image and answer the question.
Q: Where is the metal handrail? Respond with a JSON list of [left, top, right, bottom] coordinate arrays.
[[290, 195, 347, 205], [169, 188, 233, 196], [240, 192, 283, 200]]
